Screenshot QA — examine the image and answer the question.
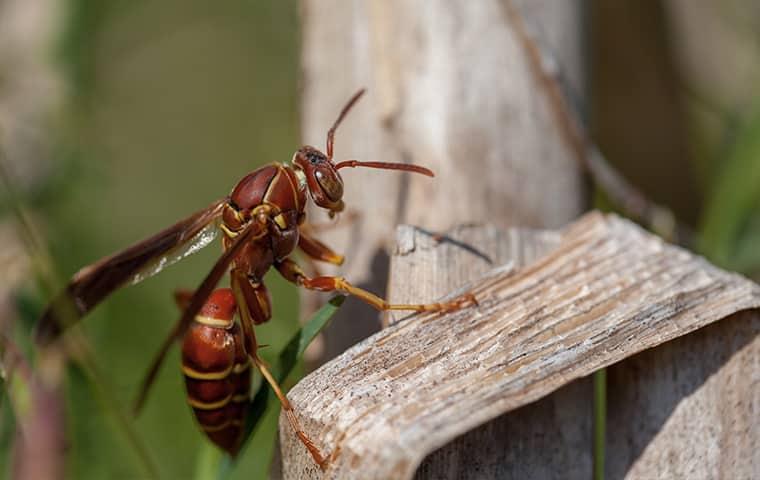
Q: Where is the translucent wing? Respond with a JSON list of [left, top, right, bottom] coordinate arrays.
[[132, 220, 264, 414], [126, 218, 220, 286], [36, 199, 226, 344]]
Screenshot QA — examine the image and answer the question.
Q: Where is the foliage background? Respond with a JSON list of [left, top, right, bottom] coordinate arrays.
[[3, 1, 301, 478], [1, 1, 759, 479]]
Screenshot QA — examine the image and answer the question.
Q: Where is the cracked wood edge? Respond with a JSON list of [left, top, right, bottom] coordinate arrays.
[[385, 223, 561, 327], [388, 223, 591, 479], [280, 212, 760, 479]]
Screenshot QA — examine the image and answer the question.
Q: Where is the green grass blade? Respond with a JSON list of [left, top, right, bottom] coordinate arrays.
[[699, 106, 760, 270], [193, 442, 225, 480], [244, 294, 344, 446], [1, 152, 160, 479], [593, 369, 607, 480], [273, 295, 346, 382]]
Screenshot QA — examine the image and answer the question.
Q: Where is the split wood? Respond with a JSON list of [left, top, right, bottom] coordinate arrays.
[[280, 212, 760, 479]]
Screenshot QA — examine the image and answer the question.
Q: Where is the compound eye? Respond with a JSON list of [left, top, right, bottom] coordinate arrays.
[[315, 167, 343, 202]]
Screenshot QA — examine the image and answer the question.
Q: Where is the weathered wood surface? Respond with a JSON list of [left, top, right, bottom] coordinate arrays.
[[607, 309, 760, 479], [386, 224, 560, 326], [280, 212, 760, 479], [299, 0, 586, 361], [387, 225, 592, 479]]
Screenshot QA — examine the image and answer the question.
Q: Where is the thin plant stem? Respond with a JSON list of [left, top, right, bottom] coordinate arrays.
[[593, 369, 607, 480]]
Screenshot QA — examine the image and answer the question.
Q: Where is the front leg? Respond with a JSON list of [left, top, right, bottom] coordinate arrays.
[[298, 229, 344, 266], [275, 258, 477, 313]]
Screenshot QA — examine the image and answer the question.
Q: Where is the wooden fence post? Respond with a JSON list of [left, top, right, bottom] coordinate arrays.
[[298, 0, 586, 360], [279, 213, 760, 478], [388, 224, 590, 479], [606, 311, 760, 478]]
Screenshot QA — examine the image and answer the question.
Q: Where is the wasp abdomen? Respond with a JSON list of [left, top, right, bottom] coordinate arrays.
[[181, 289, 251, 456]]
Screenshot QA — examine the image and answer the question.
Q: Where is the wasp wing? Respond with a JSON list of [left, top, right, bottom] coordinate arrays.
[[132, 220, 264, 414], [36, 199, 226, 344]]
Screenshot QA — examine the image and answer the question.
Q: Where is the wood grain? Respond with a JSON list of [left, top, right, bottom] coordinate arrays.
[[386, 224, 561, 326], [387, 224, 590, 479], [280, 212, 760, 479]]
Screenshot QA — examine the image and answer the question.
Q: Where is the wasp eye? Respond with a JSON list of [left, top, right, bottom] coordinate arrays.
[[315, 168, 343, 202]]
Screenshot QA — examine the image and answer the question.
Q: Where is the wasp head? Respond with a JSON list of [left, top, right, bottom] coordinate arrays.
[[293, 146, 345, 215], [291, 89, 435, 218]]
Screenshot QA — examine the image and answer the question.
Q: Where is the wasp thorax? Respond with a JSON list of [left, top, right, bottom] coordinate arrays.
[[293, 146, 344, 211]]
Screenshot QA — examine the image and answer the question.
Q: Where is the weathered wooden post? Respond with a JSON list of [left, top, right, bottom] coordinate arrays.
[[287, 1, 760, 478], [298, 0, 587, 359], [281, 213, 760, 479], [294, 0, 588, 477]]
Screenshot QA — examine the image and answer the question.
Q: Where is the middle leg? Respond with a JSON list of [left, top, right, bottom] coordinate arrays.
[[275, 258, 477, 313]]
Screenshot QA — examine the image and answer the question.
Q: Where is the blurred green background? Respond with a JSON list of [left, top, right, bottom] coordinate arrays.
[[1, 1, 759, 479], [3, 1, 300, 478]]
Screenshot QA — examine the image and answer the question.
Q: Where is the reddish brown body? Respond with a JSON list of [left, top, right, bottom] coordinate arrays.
[[36, 89, 475, 468], [222, 163, 307, 288], [181, 289, 250, 455]]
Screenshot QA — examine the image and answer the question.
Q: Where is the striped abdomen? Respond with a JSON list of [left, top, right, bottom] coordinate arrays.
[[182, 289, 251, 455]]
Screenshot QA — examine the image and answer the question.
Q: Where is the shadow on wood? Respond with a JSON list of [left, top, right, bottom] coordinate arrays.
[[417, 378, 592, 479], [607, 310, 759, 479]]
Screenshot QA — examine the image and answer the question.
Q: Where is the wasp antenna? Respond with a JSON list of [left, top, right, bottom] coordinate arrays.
[[326, 88, 367, 159], [334, 160, 434, 177]]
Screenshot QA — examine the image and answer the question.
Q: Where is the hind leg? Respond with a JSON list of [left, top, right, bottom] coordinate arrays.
[[229, 269, 327, 470]]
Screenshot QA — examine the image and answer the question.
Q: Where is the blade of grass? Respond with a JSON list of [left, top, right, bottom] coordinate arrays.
[[67, 331, 160, 479], [193, 440, 225, 480], [699, 105, 760, 270], [242, 294, 345, 445], [272, 295, 346, 382], [593, 369, 606, 480], [192, 295, 345, 480]]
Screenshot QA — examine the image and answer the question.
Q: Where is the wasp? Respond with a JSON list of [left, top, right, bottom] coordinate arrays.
[[36, 89, 476, 468]]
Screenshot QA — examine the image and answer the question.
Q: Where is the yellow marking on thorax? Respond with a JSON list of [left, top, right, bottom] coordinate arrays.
[[284, 165, 300, 210], [220, 223, 239, 239], [274, 213, 288, 229], [262, 169, 282, 204], [293, 164, 307, 190], [194, 315, 233, 328], [182, 364, 234, 381], [188, 393, 233, 410]]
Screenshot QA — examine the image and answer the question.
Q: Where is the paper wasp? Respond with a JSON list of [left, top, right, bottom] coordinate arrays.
[[35, 89, 476, 468]]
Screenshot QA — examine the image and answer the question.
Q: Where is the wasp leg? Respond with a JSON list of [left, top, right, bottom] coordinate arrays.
[[298, 230, 344, 266], [132, 222, 265, 415], [230, 269, 327, 470], [275, 258, 478, 313], [174, 289, 194, 311]]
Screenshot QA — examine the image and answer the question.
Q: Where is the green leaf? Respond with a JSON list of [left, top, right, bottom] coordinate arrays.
[[195, 295, 345, 480], [193, 442, 225, 480], [273, 294, 346, 383], [731, 212, 760, 272], [243, 294, 344, 444], [699, 105, 760, 271]]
